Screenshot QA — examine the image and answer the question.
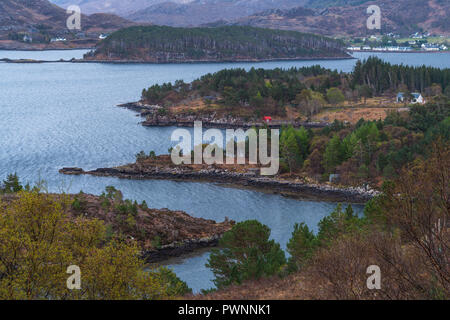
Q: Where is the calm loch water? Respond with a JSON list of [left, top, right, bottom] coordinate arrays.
[[1, 50, 448, 292]]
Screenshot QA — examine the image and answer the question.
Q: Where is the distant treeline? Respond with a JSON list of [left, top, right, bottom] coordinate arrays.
[[352, 57, 450, 95], [86, 25, 348, 62]]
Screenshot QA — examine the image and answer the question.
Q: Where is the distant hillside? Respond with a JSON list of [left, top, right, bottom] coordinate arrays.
[[49, 0, 373, 17], [85, 25, 349, 62], [127, 0, 307, 27], [0, 0, 134, 49], [0, 0, 133, 34], [122, 0, 449, 36], [225, 0, 450, 36], [304, 0, 373, 8], [50, 0, 192, 16]]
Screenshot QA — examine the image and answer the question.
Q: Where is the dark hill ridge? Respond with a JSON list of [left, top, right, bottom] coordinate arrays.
[[84, 25, 350, 63]]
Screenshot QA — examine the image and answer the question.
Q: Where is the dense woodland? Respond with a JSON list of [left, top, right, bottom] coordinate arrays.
[[352, 58, 450, 95], [142, 65, 341, 117], [86, 25, 348, 62], [278, 100, 449, 185]]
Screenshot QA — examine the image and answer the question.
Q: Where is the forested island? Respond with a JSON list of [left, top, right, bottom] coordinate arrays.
[[83, 25, 350, 62]]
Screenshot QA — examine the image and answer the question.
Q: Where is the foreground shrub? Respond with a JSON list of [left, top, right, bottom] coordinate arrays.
[[0, 190, 188, 300], [206, 220, 286, 289], [291, 141, 449, 299]]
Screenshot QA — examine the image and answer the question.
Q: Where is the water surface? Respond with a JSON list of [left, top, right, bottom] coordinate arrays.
[[1, 51, 448, 292]]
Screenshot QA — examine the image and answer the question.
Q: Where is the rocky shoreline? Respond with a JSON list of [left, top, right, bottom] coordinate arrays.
[[118, 102, 329, 129], [60, 166, 379, 203], [142, 235, 221, 263], [0, 56, 354, 64], [81, 55, 353, 64], [0, 40, 96, 51], [0, 58, 75, 64]]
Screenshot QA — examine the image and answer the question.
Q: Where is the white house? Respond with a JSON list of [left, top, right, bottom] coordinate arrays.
[[421, 43, 440, 51], [22, 34, 32, 42], [50, 37, 67, 42], [397, 92, 425, 104]]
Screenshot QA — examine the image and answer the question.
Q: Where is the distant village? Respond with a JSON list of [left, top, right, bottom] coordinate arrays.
[[0, 25, 109, 45], [347, 32, 449, 52]]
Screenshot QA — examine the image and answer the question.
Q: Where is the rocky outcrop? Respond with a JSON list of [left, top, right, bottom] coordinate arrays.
[[42, 190, 234, 262], [118, 102, 329, 129], [60, 167, 84, 175], [60, 166, 379, 203], [142, 235, 222, 263]]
